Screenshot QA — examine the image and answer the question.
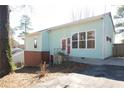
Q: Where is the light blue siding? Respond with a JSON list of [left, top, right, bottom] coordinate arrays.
[[103, 14, 115, 58], [42, 31, 49, 51], [25, 13, 115, 60], [49, 19, 104, 59]]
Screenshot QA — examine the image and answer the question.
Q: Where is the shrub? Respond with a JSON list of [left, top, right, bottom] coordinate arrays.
[[57, 51, 66, 56]]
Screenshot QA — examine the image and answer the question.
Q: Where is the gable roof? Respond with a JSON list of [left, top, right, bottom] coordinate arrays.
[[27, 12, 115, 37]]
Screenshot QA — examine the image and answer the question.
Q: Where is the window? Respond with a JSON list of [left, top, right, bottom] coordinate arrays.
[[62, 39, 66, 50], [106, 36, 112, 43], [72, 33, 78, 40], [79, 32, 86, 48], [72, 33, 78, 48], [67, 38, 70, 54], [72, 31, 95, 49], [34, 38, 37, 48], [87, 31, 95, 48]]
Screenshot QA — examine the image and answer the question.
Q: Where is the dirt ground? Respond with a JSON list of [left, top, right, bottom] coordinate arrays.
[[0, 62, 88, 88], [33, 65, 124, 88], [33, 73, 124, 88], [1, 61, 124, 88]]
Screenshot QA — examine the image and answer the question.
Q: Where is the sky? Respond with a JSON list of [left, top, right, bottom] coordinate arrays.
[[7, 0, 124, 44]]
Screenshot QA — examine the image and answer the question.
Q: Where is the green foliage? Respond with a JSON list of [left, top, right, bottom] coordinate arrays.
[[18, 15, 32, 31], [6, 41, 16, 71], [114, 15, 121, 19], [114, 5, 124, 33], [14, 15, 33, 38], [10, 5, 33, 40], [18, 31, 29, 40], [57, 51, 66, 56], [117, 5, 124, 18], [114, 5, 124, 19], [122, 39, 124, 43], [9, 62, 17, 71], [115, 22, 124, 28]]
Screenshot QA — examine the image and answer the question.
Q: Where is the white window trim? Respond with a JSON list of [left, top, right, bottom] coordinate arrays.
[[79, 32, 86, 48], [87, 30, 96, 49], [71, 29, 96, 50], [72, 33, 78, 49], [34, 37, 38, 49], [60, 36, 71, 53], [60, 37, 67, 51]]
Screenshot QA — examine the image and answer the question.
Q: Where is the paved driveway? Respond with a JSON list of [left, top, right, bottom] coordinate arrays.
[[78, 65, 124, 81], [69, 57, 124, 66]]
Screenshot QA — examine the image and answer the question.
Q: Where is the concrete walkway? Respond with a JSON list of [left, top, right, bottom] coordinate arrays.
[[69, 57, 124, 66]]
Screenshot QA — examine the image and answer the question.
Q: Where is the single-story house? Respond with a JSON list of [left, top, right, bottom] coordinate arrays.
[[24, 12, 115, 66]]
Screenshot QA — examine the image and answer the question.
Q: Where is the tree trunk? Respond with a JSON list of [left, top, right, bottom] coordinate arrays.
[[0, 5, 12, 77]]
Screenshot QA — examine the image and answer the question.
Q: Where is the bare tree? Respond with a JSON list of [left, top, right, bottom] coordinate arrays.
[[72, 9, 84, 21], [10, 5, 33, 14], [72, 6, 93, 22], [83, 7, 91, 18]]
